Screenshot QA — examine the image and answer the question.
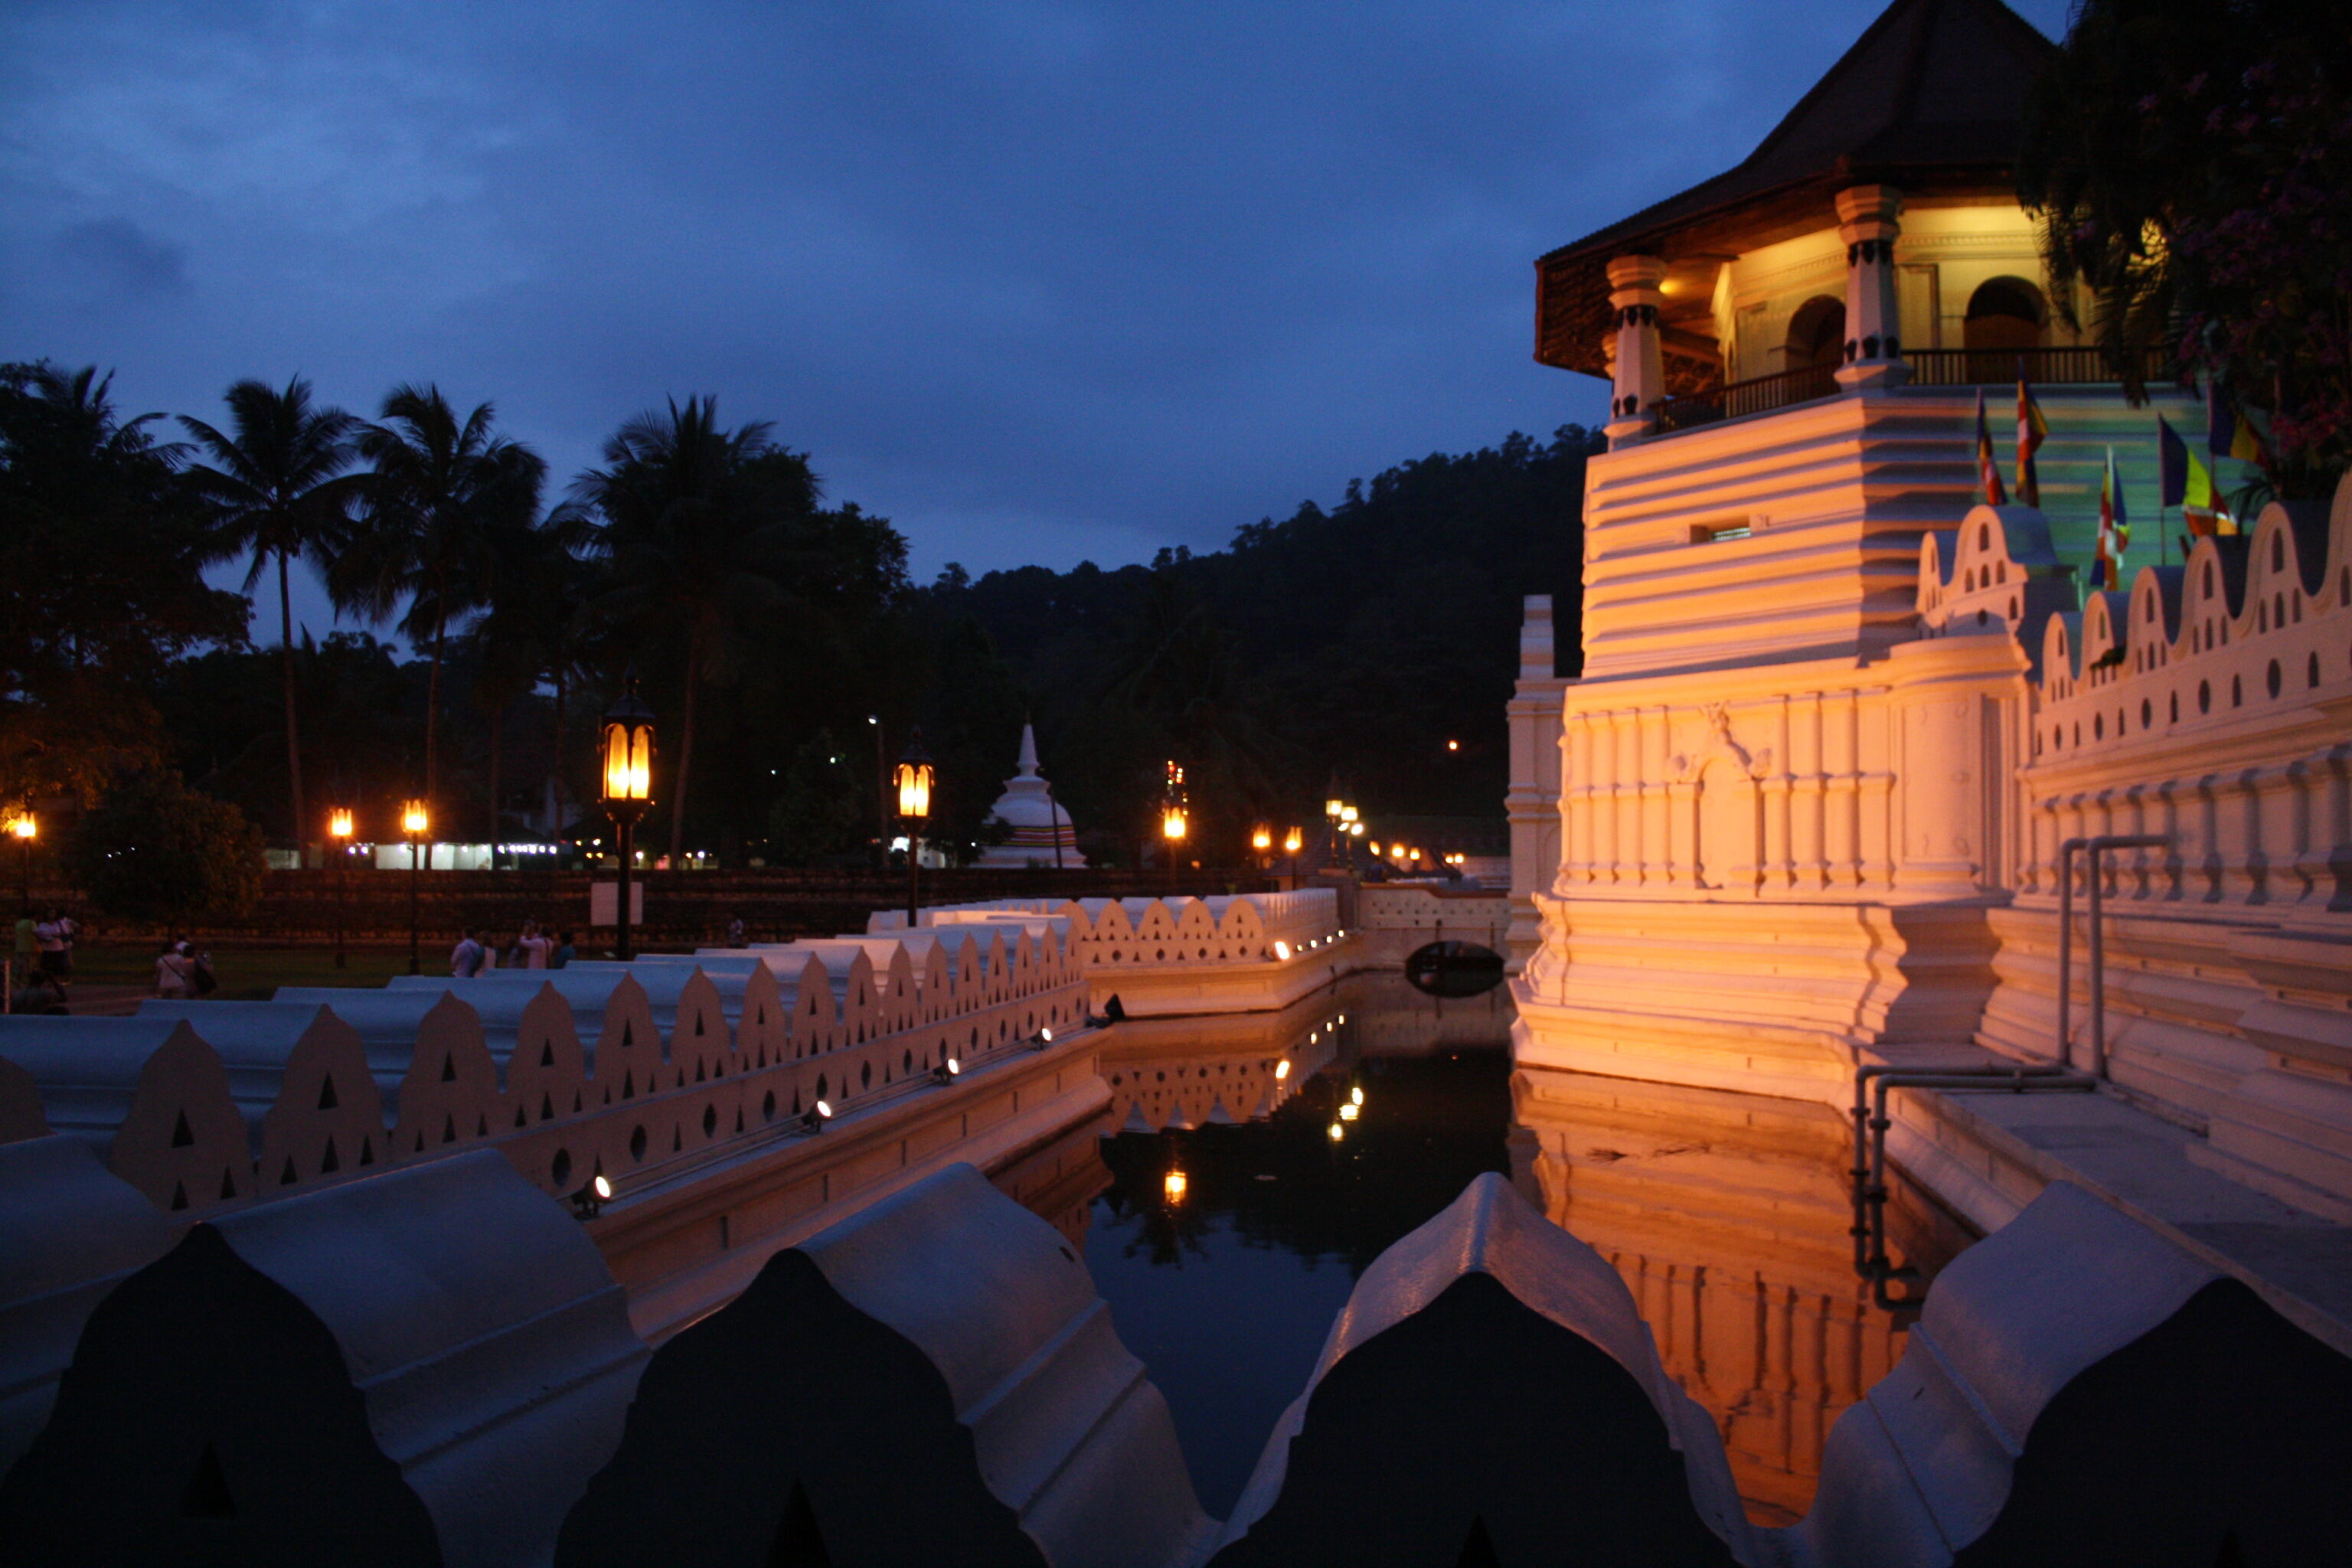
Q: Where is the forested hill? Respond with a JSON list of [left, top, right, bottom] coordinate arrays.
[[917, 424, 1597, 862]]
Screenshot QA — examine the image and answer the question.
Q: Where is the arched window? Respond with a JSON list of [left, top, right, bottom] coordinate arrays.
[[1965, 277, 2046, 353], [1785, 296, 1846, 371]]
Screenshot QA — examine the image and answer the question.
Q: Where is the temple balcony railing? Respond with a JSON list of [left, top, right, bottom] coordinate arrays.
[[1652, 364, 1838, 433], [1648, 347, 2171, 437], [1906, 345, 2168, 387]]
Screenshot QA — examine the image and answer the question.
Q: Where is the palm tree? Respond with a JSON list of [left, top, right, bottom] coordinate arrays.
[[468, 506, 599, 864], [571, 397, 818, 863], [180, 377, 364, 847], [337, 384, 546, 808]]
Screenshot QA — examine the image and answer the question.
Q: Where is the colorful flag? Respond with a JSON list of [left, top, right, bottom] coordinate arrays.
[[2095, 446, 2129, 591], [1975, 389, 2007, 507], [2014, 362, 2048, 508], [2158, 413, 2188, 508], [2207, 381, 2269, 467]]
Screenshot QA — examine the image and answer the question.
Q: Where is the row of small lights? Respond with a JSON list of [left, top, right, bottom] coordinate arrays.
[[572, 1021, 1061, 1219]]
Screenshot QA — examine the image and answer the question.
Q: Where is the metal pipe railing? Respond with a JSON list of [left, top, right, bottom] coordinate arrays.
[[2056, 835, 2168, 1077], [1849, 1063, 2094, 1307]]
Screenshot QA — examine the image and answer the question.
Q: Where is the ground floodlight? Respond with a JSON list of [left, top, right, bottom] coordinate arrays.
[[934, 1057, 962, 1084], [802, 1100, 835, 1133], [571, 1173, 614, 1219]]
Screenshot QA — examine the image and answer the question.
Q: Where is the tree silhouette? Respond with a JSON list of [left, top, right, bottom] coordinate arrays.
[[179, 375, 363, 845], [338, 384, 546, 807]]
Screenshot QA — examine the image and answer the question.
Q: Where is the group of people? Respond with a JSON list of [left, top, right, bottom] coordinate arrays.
[[450, 920, 574, 978], [153, 939, 217, 1000]]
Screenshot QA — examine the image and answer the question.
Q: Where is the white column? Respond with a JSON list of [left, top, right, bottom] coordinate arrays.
[[1604, 255, 1669, 448], [1834, 186, 1910, 391]]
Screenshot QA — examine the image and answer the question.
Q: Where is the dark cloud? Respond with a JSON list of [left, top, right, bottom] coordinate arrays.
[[0, 0, 2071, 635], [57, 217, 189, 296]]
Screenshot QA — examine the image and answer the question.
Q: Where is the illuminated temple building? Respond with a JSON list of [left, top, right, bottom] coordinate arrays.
[[1508, 0, 2352, 1232]]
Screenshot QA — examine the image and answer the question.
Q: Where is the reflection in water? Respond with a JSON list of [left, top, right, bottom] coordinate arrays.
[[1516, 1067, 1974, 1526], [1404, 940, 1508, 998], [995, 1104, 1116, 1254], [1089, 973, 1516, 1517], [1085, 975, 1975, 1528]]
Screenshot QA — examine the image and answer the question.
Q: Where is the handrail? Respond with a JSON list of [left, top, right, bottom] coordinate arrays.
[[1850, 1062, 2095, 1309], [1652, 362, 1840, 433], [2057, 835, 2169, 1078]]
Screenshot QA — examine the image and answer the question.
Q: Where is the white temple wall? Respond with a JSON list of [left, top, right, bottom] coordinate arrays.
[[1507, 595, 1566, 970], [1521, 469, 2352, 1214]]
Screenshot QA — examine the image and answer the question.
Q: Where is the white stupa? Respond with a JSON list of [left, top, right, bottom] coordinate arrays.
[[978, 723, 1085, 868]]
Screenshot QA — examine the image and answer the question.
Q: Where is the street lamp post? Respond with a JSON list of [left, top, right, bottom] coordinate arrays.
[[1160, 762, 1187, 894], [5, 809, 34, 915], [869, 714, 886, 874], [601, 673, 656, 962], [1323, 777, 1346, 871], [328, 808, 354, 969], [893, 730, 934, 927], [1250, 822, 1272, 873], [400, 799, 430, 975]]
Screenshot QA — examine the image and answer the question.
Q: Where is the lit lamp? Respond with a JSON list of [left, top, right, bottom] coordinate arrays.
[[4, 808, 34, 916], [1160, 762, 1187, 890], [1251, 822, 1272, 870], [400, 798, 430, 975], [600, 670, 656, 961], [328, 808, 354, 970], [894, 728, 934, 926], [1323, 777, 1347, 870], [1164, 1168, 1188, 1204]]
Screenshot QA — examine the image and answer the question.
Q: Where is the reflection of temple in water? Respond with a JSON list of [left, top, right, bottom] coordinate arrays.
[[994, 1106, 1116, 1253], [1101, 972, 1513, 1134], [1516, 1067, 1971, 1525]]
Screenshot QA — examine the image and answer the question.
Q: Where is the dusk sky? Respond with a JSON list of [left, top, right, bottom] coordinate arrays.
[[4, 0, 2067, 639]]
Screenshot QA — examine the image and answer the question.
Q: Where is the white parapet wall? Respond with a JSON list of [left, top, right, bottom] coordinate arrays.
[[1355, 883, 1513, 968], [25, 927, 1086, 1216], [874, 890, 1365, 1017]]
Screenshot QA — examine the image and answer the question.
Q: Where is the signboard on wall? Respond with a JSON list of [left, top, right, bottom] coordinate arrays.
[[589, 882, 644, 929]]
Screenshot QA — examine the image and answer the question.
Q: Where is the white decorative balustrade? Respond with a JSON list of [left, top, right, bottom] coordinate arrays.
[[878, 891, 1358, 1017], [0, 924, 1090, 1221]]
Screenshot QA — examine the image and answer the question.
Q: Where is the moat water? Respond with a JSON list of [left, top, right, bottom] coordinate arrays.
[[1073, 971, 1970, 1527]]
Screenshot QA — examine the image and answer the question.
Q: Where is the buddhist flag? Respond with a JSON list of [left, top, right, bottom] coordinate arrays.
[[2207, 381, 2269, 466], [2162, 413, 2230, 537], [2014, 363, 2049, 508], [1975, 389, 2007, 506], [2096, 446, 2129, 591]]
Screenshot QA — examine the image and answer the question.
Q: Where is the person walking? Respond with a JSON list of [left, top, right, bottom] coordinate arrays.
[[156, 939, 198, 999], [33, 910, 67, 997], [450, 927, 486, 978], [518, 920, 552, 969], [550, 929, 575, 969]]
